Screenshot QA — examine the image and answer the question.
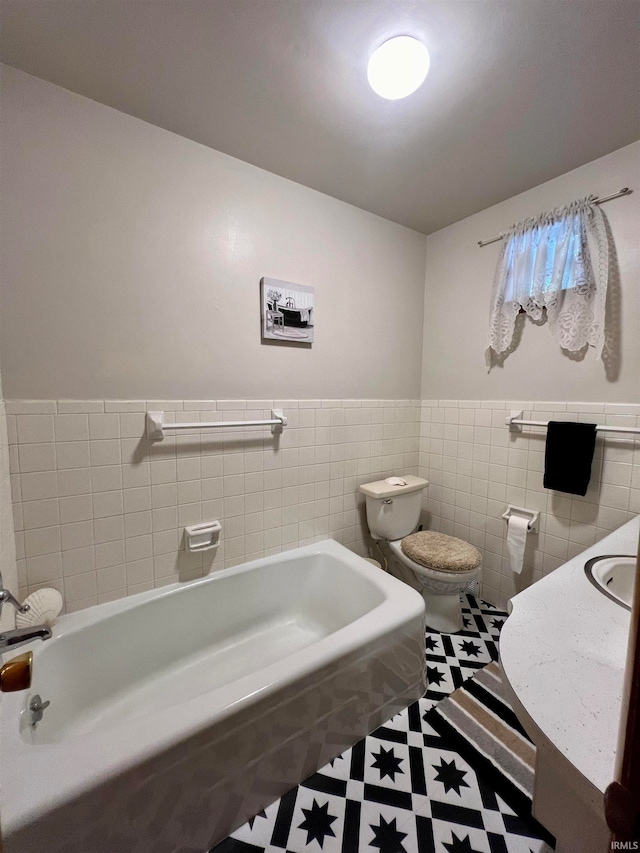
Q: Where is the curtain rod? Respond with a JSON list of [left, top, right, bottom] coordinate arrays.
[[477, 187, 632, 247]]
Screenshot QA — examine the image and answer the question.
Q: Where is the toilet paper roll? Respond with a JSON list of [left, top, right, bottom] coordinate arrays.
[[506, 515, 528, 575]]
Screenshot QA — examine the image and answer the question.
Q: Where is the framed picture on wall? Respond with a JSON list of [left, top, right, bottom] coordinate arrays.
[[261, 277, 314, 343]]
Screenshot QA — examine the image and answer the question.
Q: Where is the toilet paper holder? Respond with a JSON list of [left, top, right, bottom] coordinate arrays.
[[502, 505, 539, 533]]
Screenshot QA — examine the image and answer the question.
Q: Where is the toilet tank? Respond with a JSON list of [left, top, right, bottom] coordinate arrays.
[[359, 476, 429, 541]]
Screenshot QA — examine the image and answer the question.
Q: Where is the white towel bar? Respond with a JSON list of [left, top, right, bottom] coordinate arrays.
[[146, 409, 287, 440], [506, 410, 640, 436]]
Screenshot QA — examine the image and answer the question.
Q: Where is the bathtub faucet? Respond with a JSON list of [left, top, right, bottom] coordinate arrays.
[[0, 625, 52, 653]]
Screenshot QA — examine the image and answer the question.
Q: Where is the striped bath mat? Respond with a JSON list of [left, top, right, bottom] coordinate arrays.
[[425, 660, 553, 843]]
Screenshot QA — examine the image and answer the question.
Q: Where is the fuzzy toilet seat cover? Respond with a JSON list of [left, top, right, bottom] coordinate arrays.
[[401, 531, 481, 573]]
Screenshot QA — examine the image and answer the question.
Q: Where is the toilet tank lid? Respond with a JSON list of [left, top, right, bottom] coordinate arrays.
[[359, 475, 429, 499]]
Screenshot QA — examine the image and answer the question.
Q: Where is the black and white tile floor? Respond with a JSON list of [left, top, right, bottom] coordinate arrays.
[[212, 595, 554, 853]]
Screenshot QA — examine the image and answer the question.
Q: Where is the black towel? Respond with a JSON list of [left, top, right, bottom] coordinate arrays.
[[543, 421, 597, 496]]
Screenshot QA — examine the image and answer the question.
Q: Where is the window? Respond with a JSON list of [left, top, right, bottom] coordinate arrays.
[[487, 196, 609, 363]]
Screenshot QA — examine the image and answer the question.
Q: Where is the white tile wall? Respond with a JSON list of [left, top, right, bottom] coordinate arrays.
[[418, 400, 640, 609], [7, 400, 420, 612], [8, 397, 639, 617]]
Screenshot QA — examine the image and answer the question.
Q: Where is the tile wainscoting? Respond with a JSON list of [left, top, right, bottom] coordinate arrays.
[[418, 400, 640, 609], [7, 398, 640, 615], [6, 399, 420, 612]]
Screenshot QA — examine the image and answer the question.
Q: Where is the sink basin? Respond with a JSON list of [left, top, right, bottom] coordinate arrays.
[[584, 554, 636, 610]]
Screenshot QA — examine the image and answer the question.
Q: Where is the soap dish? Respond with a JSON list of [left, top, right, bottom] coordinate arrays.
[[184, 520, 222, 553]]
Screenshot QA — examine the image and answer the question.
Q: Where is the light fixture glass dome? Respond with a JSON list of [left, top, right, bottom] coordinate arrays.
[[367, 36, 430, 100]]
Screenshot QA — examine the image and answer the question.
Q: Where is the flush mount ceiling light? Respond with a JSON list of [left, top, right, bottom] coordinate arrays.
[[367, 36, 430, 100]]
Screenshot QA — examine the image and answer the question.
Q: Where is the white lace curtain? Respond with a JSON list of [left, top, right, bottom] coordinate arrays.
[[487, 196, 609, 364]]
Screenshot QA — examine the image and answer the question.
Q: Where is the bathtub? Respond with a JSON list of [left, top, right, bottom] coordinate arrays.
[[0, 540, 426, 853]]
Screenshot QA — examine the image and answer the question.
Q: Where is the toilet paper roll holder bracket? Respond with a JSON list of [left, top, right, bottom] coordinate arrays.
[[502, 505, 539, 533]]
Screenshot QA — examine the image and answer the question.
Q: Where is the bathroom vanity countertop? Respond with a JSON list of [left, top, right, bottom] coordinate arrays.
[[500, 515, 638, 799]]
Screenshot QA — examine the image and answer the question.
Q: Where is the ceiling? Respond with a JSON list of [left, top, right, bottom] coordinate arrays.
[[1, 0, 639, 235]]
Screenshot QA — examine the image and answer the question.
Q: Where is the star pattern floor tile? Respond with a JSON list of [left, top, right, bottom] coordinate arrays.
[[211, 595, 555, 853]]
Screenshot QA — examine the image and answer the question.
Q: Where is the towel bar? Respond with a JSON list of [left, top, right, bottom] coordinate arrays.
[[146, 409, 287, 440], [506, 410, 640, 436]]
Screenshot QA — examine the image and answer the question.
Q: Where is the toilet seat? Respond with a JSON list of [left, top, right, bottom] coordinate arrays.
[[388, 539, 480, 584], [401, 530, 482, 573]]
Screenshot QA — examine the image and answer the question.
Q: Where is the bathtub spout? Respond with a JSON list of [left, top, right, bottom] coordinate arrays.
[[0, 626, 52, 653]]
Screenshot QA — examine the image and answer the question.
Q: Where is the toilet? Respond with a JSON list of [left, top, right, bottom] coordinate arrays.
[[359, 475, 482, 633]]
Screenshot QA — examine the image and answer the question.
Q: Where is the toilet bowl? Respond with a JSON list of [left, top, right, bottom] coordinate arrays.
[[359, 475, 481, 633], [387, 539, 480, 632]]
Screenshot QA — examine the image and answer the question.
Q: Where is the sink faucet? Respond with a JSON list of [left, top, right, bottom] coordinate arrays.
[[0, 571, 52, 653]]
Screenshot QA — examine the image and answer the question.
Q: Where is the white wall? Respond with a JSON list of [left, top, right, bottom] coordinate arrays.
[[418, 143, 640, 608], [0, 68, 428, 613], [421, 142, 640, 402], [0, 368, 18, 630], [2, 67, 639, 617], [0, 67, 427, 402]]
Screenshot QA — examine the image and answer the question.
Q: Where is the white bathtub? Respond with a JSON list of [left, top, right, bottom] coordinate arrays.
[[0, 540, 426, 853]]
